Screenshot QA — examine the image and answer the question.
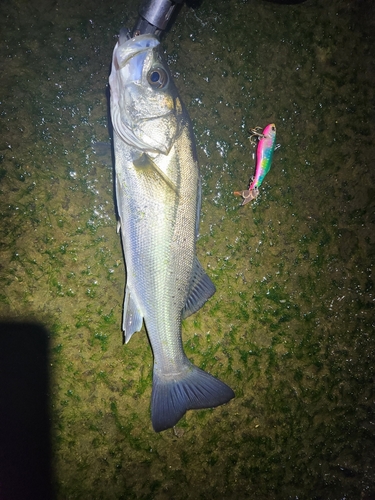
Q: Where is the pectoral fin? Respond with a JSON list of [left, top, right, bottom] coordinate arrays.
[[182, 258, 216, 319], [133, 153, 177, 194]]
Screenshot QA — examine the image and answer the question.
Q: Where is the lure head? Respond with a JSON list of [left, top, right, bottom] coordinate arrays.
[[259, 123, 276, 158], [263, 123, 276, 139]]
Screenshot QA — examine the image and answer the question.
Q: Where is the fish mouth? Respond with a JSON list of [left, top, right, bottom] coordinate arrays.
[[116, 33, 160, 71], [118, 28, 131, 45]]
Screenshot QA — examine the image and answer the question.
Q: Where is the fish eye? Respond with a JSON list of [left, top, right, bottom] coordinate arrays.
[[147, 67, 168, 89]]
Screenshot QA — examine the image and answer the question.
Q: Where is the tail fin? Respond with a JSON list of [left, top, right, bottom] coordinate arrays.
[[151, 362, 234, 432]]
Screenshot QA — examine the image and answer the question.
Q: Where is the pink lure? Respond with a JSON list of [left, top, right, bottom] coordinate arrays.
[[234, 123, 276, 205], [248, 123, 277, 190]]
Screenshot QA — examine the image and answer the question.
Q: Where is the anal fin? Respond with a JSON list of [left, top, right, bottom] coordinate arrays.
[[182, 258, 216, 319]]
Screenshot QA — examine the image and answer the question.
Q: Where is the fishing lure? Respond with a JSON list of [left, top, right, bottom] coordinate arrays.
[[234, 123, 277, 205]]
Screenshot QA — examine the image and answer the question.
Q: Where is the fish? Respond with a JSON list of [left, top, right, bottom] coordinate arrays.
[[234, 123, 276, 205], [109, 29, 234, 432]]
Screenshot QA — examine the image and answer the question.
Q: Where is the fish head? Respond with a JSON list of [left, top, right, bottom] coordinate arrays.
[[109, 33, 184, 155]]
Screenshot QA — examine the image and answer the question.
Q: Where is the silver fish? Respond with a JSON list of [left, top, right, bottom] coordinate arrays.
[[109, 30, 234, 432]]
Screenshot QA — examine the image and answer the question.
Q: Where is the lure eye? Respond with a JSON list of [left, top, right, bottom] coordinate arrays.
[[147, 67, 168, 89]]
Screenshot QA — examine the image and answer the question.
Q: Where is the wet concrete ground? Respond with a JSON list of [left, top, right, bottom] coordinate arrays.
[[0, 0, 374, 498]]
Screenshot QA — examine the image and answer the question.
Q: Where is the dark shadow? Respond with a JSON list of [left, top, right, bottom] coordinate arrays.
[[263, 0, 308, 4], [185, 0, 204, 9], [105, 80, 118, 222], [0, 322, 53, 500]]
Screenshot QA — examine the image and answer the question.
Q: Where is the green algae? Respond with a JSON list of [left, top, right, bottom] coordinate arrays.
[[1, 0, 375, 498]]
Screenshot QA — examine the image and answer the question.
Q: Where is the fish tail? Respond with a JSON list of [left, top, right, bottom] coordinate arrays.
[[151, 361, 234, 432]]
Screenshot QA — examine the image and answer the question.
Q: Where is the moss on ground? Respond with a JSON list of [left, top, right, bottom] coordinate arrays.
[[0, 0, 374, 498]]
